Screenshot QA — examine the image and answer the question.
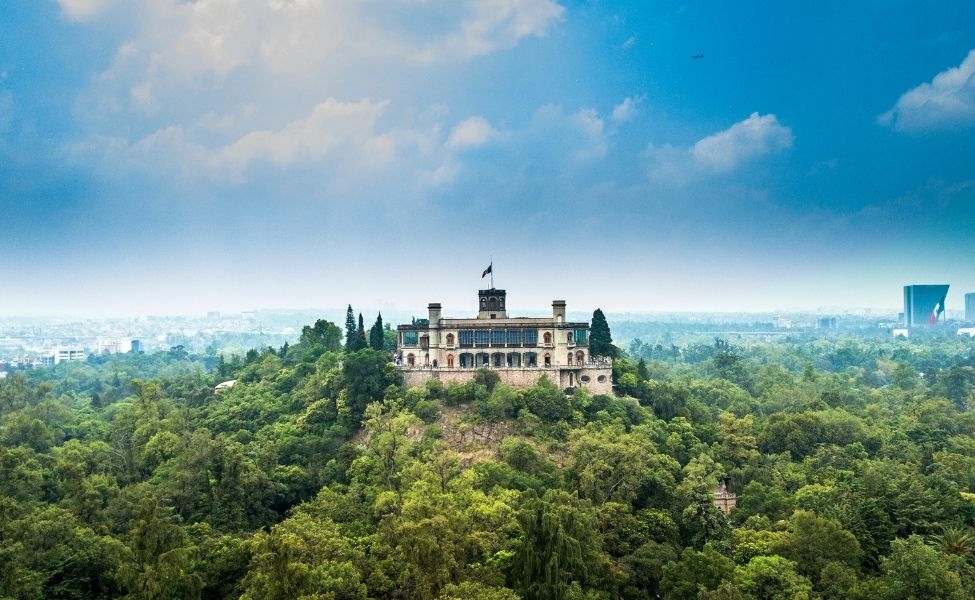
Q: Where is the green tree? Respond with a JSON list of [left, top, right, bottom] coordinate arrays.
[[344, 305, 357, 351], [523, 376, 572, 422], [241, 512, 366, 600], [512, 491, 603, 600], [733, 555, 813, 600], [637, 358, 649, 381], [856, 535, 967, 600], [370, 313, 385, 351], [772, 510, 861, 587], [300, 319, 343, 353], [589, 308, 615, 357], [340, 349, 402, 426], [661, 543, 735, 600], [355, 313, 368, 352], [116, 497, 202, 600], [674, 454, 730, 548]]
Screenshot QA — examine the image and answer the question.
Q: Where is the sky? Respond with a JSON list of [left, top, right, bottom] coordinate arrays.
[[1, 0, 974, 317]]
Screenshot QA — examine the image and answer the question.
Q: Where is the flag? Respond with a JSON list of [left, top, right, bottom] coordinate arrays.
[[481, 263, 492, 278], [930, 301, 943, 326]]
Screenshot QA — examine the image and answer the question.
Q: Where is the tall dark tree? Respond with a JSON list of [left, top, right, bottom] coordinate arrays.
[[589, 308, 615, 357], [353, 313, 368, 351], [344, 305, 357, 351], [637, 358, 650, 381], [369, 313, 385, 351]]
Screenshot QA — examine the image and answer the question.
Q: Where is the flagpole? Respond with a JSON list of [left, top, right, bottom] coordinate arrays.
[[490, 256, 494, 289]]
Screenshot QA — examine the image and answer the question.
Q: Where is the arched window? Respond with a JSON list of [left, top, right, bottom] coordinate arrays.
[[576, 351, 584, 364], [567, 352, 573, 365], [446, 333, 455, 346], [407, 353, 415, 367], [424, 353, 430, 366], [543, 332, 552, 344], [447, 354, 454, 368], [567, 332, 573, 343], [544, 353, 551, 367]]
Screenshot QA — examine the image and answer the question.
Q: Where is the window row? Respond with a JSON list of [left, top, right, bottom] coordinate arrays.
[[405, 328, 588, 348]]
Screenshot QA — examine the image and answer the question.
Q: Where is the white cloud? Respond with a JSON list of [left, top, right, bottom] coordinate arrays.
[[79, 98, 407, 181], [446, 116, 497, 149], [530, 104, 608, 161], [57, 0, 115, 21], [212, 98, 393, 176], [67, 0, 567, 184], [690, 113, 793, 172], [611, 96, 643, 124], [413, 0, 565, 63], [647, 113, 793, 183], [880, 49, 975, 132]]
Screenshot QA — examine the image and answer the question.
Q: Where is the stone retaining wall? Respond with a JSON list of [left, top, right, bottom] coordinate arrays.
[[400, 366, 613, 395]]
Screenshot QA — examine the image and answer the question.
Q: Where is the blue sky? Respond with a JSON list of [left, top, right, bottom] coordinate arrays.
[[1, 1, 974, 316]]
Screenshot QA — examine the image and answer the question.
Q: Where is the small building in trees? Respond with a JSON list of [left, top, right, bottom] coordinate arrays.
[[714, 480, 737, 515], [396, 288, 613, 394]]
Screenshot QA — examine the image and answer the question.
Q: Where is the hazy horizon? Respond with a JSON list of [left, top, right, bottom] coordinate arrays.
[[2, 2, 974, 316]]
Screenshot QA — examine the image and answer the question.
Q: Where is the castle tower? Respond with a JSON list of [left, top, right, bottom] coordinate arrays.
[[477, 289, 507, 319]]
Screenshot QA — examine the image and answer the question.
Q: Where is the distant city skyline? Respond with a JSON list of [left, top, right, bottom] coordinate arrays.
[[2, 2, 974, 316]]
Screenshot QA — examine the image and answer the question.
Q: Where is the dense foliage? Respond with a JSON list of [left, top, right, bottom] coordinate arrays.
[[1, 323, 974, 599]]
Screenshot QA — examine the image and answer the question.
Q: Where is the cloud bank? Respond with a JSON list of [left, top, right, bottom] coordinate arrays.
[[880, 49, 975, 132], [647, 113, 793, 183]]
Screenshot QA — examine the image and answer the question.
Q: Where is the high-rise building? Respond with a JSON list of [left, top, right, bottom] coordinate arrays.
[[966, 293, 975, 322], [903, 284, 949, 327], [817, 317, 837, 329], [130, 339, 144, 353]]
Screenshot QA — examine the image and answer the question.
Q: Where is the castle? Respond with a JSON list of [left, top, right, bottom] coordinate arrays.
[[396, 288, 613, 395]]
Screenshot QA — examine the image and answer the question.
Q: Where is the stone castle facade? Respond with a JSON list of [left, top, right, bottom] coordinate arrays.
[[396, 289, 613, 395]]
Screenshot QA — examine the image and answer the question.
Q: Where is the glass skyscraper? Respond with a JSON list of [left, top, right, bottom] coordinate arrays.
[[903, 284, 949, 327]]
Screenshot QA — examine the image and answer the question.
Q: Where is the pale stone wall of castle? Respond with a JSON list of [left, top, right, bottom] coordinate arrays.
[[400, 366, 613, 396]]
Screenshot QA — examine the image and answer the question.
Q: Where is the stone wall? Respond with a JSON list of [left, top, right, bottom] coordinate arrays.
[[400, 365, 614, 396]]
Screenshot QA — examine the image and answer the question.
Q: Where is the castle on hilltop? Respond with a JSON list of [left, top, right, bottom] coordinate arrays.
[[396, 288, 613, 395]]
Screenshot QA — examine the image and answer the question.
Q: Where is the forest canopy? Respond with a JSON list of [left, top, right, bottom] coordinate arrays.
[[1, 314, 974, 599]]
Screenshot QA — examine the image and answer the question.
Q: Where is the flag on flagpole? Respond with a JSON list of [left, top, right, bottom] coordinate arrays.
[[481, 263, 492, 278]]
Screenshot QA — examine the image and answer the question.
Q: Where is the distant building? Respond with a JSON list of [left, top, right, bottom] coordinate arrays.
[[817, 317, 837, 329], [966, 293, 975, 322], [892, 328, 909, 338], [214, 379, 238, 393], [49, 348, 86, 364], [130, 339, 144, 353], [396, 288, 613, 394], [98, 340, 122, 354], [903, 284, 949, 327], [957, 328, 975, 337], [207, 311, 221, 319]]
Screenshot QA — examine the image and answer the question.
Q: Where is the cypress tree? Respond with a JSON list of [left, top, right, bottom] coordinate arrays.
[[355, 313, 367, 351], [637, 357, 649, 380], [344, 304, 357, 351], [369, 313, 385, 351], [589, 308, 615, 357]]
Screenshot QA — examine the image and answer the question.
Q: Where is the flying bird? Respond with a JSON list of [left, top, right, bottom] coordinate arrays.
[[691, 54, 704, 59]]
